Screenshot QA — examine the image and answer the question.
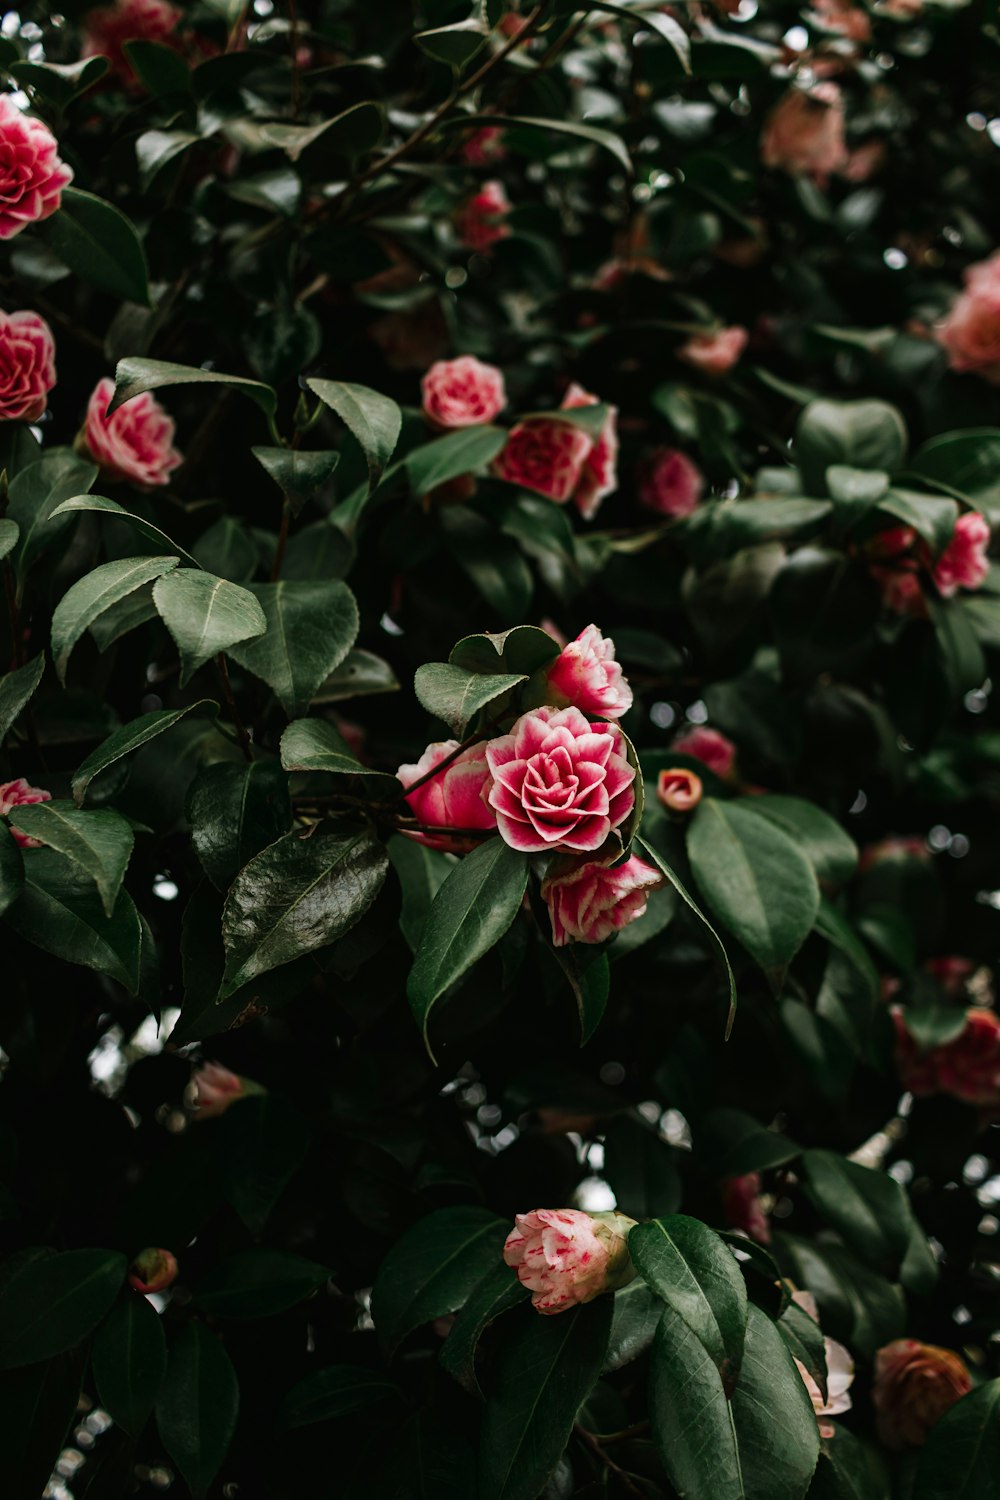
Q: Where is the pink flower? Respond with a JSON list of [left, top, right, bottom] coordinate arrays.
[[492, 417, 595, 505], [936, 252, 1000, 383], [0, 778, 52, 848], [678, 326, 749, 377], [893, 1006, 1000, 1108], [128, 1247, 178, 1295], [461, 126, 506, 166], [859, 836, 928, 872], [420, 355, 506, 430], [873, 1339, 972, 1449], [791, 1290, 855, 1439], [657, 767, 703, 814], [560, 383, 619, 519], [545, 624, 633, 720], [455, 179, 511, 253], [503, 1208, 636, 1314], [83, 0, 183, 84], [0, 96, 72, 242], [844, 140, 887, 183], [82, 377, 182, 488], [192, 1061, 245, 1120], [925, 956, 975, 998], [721, 1173, 771, 1244], [639, 448, 704, 518], [760, 84, 849, 183], [811, 0, 871, 41], [485, 705, 635, 854], [0, 311, 56, 422], [396, 740, 497, 851], [866, 525, 927, 616], [873, 567, 927, 617], [542, 853, 663, 946], [932, 512, 990, 597], [671, 726, 737, 781]]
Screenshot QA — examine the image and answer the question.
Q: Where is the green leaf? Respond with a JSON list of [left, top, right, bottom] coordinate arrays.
[[415, 18, 488, 69], [313, 648, 400, 702], [135, 129, 200, 190], [186, 760, 291, 890], [219, 826, 389, 997], [227, 580, 360, 718], [552, 944, 610, 1044], [590, 0, 691, 70], [50, 496, 199, 568], [387, 834, 456, 952], [304, 378, 401, 483], [439, 505, 533, 622], [603, 1117, 681, 1221], [52, 556, 180, 683], [629, 1215, 748, 1389], [778, 1297, 828, 1406], [123, 38, 192, 94], [738, 795, 858, 886], [38, 189, 150, 307], [215, 1092, 310, 1234], [152, 569, 267, 685], [0, 1346, 89, 1500], [795, 399, 907, 497], [0, 828, 24, 917], [808, 1427, 891, 1500], [406, 426, 508, 496], [604, 1280, 665, 1373], [877, 489, 958, 554], [155, 1323, 239, 1498], [414, 662, 526, 736], [0, 1249, 127, 1370], [193, 517, 258, 583], [649, 1301, 820, 1500], [449, 624, 560, 676], [0, 653, 45, 746], [279, 718, 395, 781], [800, 1150, 914, 1274], [193, 1249, 330, 1319], [276, 1366, 400, 1431], [439, 1261, 529, 1396], [687, 799, 819, 976], [10, 55, 109, 106], [913, 1377, 1000, 1500], [478, 1299, 613, 1500], [0, 518, 17, 560], [636, 836, 737, 1036], [9, 450, 98, 582], [908, 428, 1000, 509], [71, 701, 218, 805], [697, 1107, 799, 1179], [6, 849, 143, 993], [92, 1294, 167, 1438], [6, 801, 133, 917], [251, 446, 340, 517], [774, 1235, 905, 1361], [454, 113, 633, 172], [110, 357, 277, 423], [407, 838, 529, 1058], [371, 1205, 508, 1357], [257, 101, 386, 167]]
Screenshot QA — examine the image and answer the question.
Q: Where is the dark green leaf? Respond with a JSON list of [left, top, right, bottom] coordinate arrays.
[[913, 1378, 1000, 1500], [453, 113, 632, 172], [187, 759, 292, 890], [276, 1365, 399, 1430], [71, 701, 218, 805], [0, 1249, 126, 1370], [697, 1107, 799, 1178], [227, 579, 360, 718], [9, 450, 97, 582], [406, 426, 508, 495], [92, 1294, 167, 1438], [387, 834, 456, 952], [414, 662, 526, 736], [636, 836, 737, 1035], [439, 1260, 529, 1395], [110, 357, 276, 422], [603, 1117, 682, 1221], [155, 1323, 239, 1497], [415, 18, 488, 69], [193, 1249, 329, 1319], [50, 496, 199, 568], [251, 446, 340, 516], [800, 1150, 915, 1274], [152, 569, 267, 684], [449, 624, 560, 676], [0, 829, 24, 917], [877, 490, 958, 554], [279, 718, 396, 781], [312, 648, 399, 702], [795, 399, 907, 497], [629, 1214, 748, 1388], [6, 801, 133, 916], [304, 378, 401, 482], [123, 38, 192, 94], [135, 129, 200, 190], [738, 795, 858, 887], [6, 849, 142, 992], [439, 505, 533, 622], [604, 1279, 665, 1373], [778, 1296, 828, 1406], [0, 653, 45, 746], [215, 1093, 310, 1233], [39, 189, 150, 307], [51, 556, 179, 683]]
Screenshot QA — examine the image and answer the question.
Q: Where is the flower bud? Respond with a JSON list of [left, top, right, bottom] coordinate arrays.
[[789, 1291, 854, 1439], [657, 767, 703, 814], [128, 1247, 178, 1294], [503, 1208, 636, 1315], [545, 624, 633, 721], [541, 854, 663, 946], [396, 740, 497, 851], [873, 1339, 972, 1449], [191, 1061, 248, 1120]]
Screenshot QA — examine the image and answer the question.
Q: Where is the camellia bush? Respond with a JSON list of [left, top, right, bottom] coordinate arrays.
[[1, 0, 1000, 1496]]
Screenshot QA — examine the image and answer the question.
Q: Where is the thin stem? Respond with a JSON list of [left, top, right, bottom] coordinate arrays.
[[573, 1425, 646, 1498], [271, 500, 291, 581], [216, 653, 254, 762]]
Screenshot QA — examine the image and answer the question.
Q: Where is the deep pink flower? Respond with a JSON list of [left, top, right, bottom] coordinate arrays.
[[461, 126, 506, 166], [0, 311, 56, 422], [128, 1247, 178, 1294], [560, 383, 619, 519], [83, 0, 183, 84], [485, 704, 635, 854], [420, 355, 506, 429], [932, 512, 990, 596], [678, 326, 748, 377], [82, 377, 182, 488], [873, 1340, 972, 1449], [541, 853, 663, 946], [657, 767, 703, 814], [503, 1208, 636, 1314], [893, 1006, 1000, 1108], [455, 179, 511, 252], [192, 1061, 245, 1120], [671, 726, 737, 781], [0, 778, 52, 848], [396, 740, 497, 850], [545, 625, 633, 720], [0, 96, 72, 242], [492, 417, 595, 505], [760, 83, 849, 183], [936, 252, 1000, 383], [639, 448, 704, 518], [721, 1173, 771, 1245]]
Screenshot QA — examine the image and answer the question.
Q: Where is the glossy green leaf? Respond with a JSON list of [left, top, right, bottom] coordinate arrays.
[[878, 489, 958, 554], [738, 795, 858, 886], [800, 1150, 914, 1274], [778, 1296, 828, 1406], [808, 1426, 891, 1500], [795, 399, 907, 497], [192, 516, 258, 583], [913, 1378, 1000, 1500], [110, 357, 276, 422], [215, 1092, 310, 1233], [92, 1294, 167, 1438], [227, 579, 360, 718], [387, 834, 456, 952], [39, 189, 150, 306], [629, 1214, 748, 1388], [415, 18, 488, 69], [449, 624, 561, 676], [697, 1107, 800, 1179], [312, 648, 399, 702], [276, 1366, 399, 1431], [0, 518, 18, 560], [135, 129, 200, 190], [155, 1323, 239, 1497], [10, 54, 109, 105], [152, 569, 266, 684], [0, 1347, 88, 1500], [251, 446, 339, 516], [7, 801, 134, 916], [279, 718, 395, 781], [439, 505, 533, 622], [406, 426, 507, 496], [123, 38, 192, 94], [552, 943, 610, 1044], [371, 1205, 509, 1357], [50, 496, 199, 568], [407, 838, 529, 1058], [9, 450, 98, 582], [603, 1117, 682, 1221], [51, 556, 179, 683], [186, 759, 291, 889], [0, 653, 45, 745], [0, 1249, 127, 1370], [6, 849, 142, 993], [219, 826, 389, 997], [455, 113, 633, 172], [304, 378, 401, 482], [414, 662, 526, 735], [604, 1280, 665, 1374], [636, 836, 737, 1035], [439, 1261, 529, 1396], [71, 701, 218, 805], [909, 428, 1000, 508], [774, 1235, 905, 1361], [193, 1249, 329, 1319]]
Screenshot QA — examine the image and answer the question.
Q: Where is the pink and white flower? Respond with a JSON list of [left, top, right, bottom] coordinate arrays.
[[545, 625, 633, 720], [760, 83, 849, 184], [560, 383, 619, 519], [82, 377, 182, 488], [671, 726, 737, 782], [192, 1061, 246, 1120], [932, 511, 990, 597], [791, 1290, 855, 1439], [936, 252, 1000, 383], [657, 767, 704, 814], [396, 740, 497, 850], [420, 355, 506, 429], [639, 448, 704, 518], [455, 179, 511, 253], [0, 96, 73, 242], [492, 416, 596, 505], [0, 311, 56, 422], [0, 778, 52, 848], [541, 853, 663, 946], [678, 326, 748, 377], [503, 1208, 636, 1314]]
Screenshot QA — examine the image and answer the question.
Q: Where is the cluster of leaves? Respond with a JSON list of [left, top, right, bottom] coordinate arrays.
[[0, 2, 999, 1499]]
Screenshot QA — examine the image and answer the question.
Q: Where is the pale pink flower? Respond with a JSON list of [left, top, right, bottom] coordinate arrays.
[[485, 704, 635, 854], [420, 355, 506, 430], [396, 740, 497, 850], [760, 83, 849, 183], [791, 1290, 855, 1439], [936, 252, 1000, 383], [932, 512, 990, 597], [492, 417, 595, 504], [82, 377, 182, 488], [455, 179, 511, 253], [503, 1208, 636, 1314], [192, 1061, 245, 1120], [671, 725, 737, 781], [722, 1173, 771, 1244], [560, 383, 619, 519], [545, 625, 632, 720], [0, 311, 56, 422], [0, 96, 72, 242], [893, 1006, 1000, 1108], [678, 326, 748, 377], [0, 778, 52, 848], [657, 767, 704, 814], [541, 853, 663, 946], [873, 1339, 972, 1449], [128, 1247, 178, 1295], [83, 0, 183, 84], [639, 448, 704, 518]]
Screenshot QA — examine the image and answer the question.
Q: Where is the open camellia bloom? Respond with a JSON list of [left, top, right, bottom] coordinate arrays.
[[541, 853, 664, 946], [893, 1006, 1000, 1107], [83, 0, 183, 84], [420, 355, 506, 429], [396, 740, 496, 850], [492, 415, 595, 505], [791, 1291, 855, 1440], [0, 778, 52, 847], [503, 1208, 636, 1314], [82, 377, 182, 487], [671, 725, 738, 781], [560, 383, 619, 519], [873, 1339, 972, 1449], [454, 179, 511, 252], [0, 310, 56, 421], [639, 447, 705, 517], [485, 704, 635, 854], [936, 251, 1000, 382], [760, 83, 849, 183], [932, 511, 990, 596], [545, 624, 633, 720], [657, 767, 704, 814], [0, 95, 73, 241], [678, 325, 748, 377]]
